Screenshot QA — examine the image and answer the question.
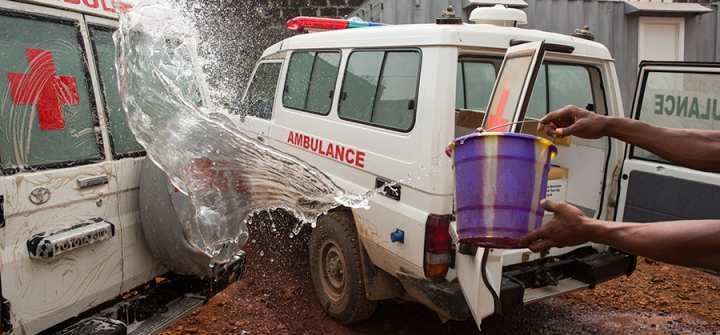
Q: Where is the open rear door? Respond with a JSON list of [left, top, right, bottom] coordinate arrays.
[[615, 61, 720, 276], [453, 40, 546, 328]]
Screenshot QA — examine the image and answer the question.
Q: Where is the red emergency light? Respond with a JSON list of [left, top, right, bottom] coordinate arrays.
[[287, 17, 387, 32]]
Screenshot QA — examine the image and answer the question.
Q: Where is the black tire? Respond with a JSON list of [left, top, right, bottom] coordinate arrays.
[[309, 211, 378, 324]]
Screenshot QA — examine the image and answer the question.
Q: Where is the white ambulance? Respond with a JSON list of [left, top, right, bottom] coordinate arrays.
[[231, 7, 651, 328], [0, 0, 246, 334]]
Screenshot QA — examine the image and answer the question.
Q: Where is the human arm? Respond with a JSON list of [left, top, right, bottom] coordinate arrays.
[[538, 105, 720, 173], [519, 200, 720, 271]]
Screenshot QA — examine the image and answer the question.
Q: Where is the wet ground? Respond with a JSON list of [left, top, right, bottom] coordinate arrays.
[[161, 210, 720, 334]]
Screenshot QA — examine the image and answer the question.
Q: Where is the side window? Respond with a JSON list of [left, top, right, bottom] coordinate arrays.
[[456, 61, 496, 111], [526, 64, 595, 120], [89, 24, 144, 158], [283, 51, 340, 115], [339, 50, 420, 131], [239, 62, 282, 120], [633, 71, 720, 162], [0, 10, 102, 174]]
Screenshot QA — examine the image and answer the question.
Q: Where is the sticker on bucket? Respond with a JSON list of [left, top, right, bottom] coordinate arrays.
[[446, 132, 557, 249]]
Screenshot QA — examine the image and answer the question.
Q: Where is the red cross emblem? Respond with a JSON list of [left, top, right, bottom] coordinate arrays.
[[486, 89, 511, 132], [7, 48, 80, 130]]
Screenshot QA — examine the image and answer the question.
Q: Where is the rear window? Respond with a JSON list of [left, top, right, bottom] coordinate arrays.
[[0, 10, 102, 174], [89, 24, 144, 158], [338, 49, 420, 131], [283, 50, 340, 115], [526, 64, 595, 120], [455, 61, 495, 111], [633, 70, 720, 162]]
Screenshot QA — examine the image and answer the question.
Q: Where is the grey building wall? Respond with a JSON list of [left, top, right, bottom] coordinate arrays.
[[350, 0, 719, 116]]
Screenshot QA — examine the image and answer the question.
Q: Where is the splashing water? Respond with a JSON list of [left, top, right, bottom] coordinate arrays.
[[114, 0, 369, 264]]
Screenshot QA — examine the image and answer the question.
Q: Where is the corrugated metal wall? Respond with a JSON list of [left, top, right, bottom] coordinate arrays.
[[351, 0, 719, 116]]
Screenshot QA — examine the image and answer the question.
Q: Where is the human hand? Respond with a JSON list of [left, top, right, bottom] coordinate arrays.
[[519, 199, 595, 252], [537, 105, 607, 139]]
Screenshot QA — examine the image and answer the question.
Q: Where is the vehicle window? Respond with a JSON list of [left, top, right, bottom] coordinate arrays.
[[239, 62, 282, 120], [0, 11, 102, 174], [633, 71, 720, 162], [456, 61, 496, 111], [283, 51, 340, 115], [89, 24, 144, 158], [526, 64, 594, 120], [339, 50, 420, 131]]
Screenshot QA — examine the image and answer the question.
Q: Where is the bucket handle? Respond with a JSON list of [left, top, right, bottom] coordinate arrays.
[[477, 120, 557, 143], [476, 120, 551, 134]]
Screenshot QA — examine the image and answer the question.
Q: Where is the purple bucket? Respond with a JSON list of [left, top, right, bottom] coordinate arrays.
[[445, 132, 557, 249]]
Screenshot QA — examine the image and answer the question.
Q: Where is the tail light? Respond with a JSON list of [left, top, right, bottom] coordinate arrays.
[[424, 214, 453, 280]]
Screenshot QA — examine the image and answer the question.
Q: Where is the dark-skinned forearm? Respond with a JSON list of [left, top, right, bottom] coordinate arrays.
[[602, 117, 720, 173], [587, 219, 720, 271]]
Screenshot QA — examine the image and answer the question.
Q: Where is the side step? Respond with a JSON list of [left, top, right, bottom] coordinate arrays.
[[127, 296, 204, 335], [523, 278, 588, 304]]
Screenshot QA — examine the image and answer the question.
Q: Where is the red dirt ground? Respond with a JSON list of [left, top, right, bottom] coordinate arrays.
[[160, 210, 720, 334]]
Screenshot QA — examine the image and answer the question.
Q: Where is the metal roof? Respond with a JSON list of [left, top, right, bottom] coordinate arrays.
[[275, 23, 613, 60]]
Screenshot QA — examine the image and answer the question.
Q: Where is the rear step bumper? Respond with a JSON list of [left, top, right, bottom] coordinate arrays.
[[500, 248, 637, 311], [52, 250, 246, 335], [396, 247, 636, 320]]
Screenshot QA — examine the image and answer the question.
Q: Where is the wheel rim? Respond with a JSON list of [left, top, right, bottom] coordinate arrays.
[[318, 238, 347, 301]]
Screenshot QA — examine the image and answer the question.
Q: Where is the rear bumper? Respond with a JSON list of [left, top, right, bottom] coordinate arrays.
[[396, 247, 636, 320], [500, 247, 636, 311]]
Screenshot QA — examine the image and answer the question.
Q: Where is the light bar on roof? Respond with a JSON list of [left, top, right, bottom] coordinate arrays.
[[287, 16, 386, 32]]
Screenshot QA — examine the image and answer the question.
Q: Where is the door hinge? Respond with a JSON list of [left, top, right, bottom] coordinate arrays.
[[0, 195, 4, 228]]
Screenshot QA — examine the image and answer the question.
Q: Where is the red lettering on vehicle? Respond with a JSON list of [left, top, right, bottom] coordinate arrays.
[[325, 143, 334, 157], [7, 49, 79, 130], [64, 0, 80, 4], [100, 0, 116, 12], [334, 145, 344, 162], [286, 131, 366, 169], [287, 131, 295, 144], [355, 151, 365, 168], [83, 0, 99, 8]]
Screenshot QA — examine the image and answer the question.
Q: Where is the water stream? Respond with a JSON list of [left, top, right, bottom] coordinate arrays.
[[114, 0, 371, 264]]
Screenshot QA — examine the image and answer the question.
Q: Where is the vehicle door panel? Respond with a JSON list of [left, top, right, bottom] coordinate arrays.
[[615, 61, 720, 276], [0, 5, 122, 332]]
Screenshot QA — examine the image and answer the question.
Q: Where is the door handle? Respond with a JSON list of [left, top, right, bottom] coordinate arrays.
[[77, 175, 109, 189]]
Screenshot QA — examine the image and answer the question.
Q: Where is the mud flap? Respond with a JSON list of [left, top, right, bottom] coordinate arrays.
[[395, 272, 469, 321], [358, 240, 402, 301]]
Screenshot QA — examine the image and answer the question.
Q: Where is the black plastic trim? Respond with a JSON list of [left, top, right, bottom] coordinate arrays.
[[396, 271, 469, 321], [375, 177, 400, 201], [0, 195, 4, 229]]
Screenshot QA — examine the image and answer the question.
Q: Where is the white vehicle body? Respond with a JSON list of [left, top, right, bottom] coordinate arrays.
[[0, 1, 245, 334], [234, 16, 637, 328]]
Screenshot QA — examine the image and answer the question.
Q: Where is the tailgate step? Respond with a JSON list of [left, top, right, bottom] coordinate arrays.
[[523, 278, 588, 305], [127, 296, 204, 335]]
